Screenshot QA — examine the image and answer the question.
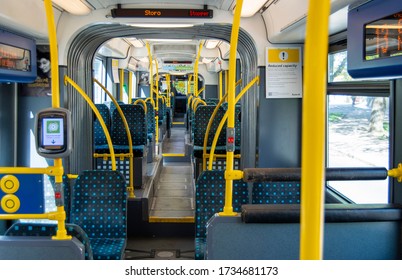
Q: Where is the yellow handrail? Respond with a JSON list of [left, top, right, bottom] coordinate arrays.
[[202, 92, 229, 171], [219, 0, 243, 217], [208, 76, 259, 171], [128, 71, 133, 103], [44, 0, 67, 240], [146, 42, 159, 144], [187, 95, 194, 107], [0, 166, 63, 176], [300, 0, 330, 260], [166, 74, 171, 107], [187, 74, 193, 95], [119, 69, 124, 102], [194, 43, 203, 97], [219, 71, 223, 100], [145, 97, 156, 108], [66, 76, 117, 170], [194, 99, 207, 112], [197, 86, 205, 97], [134, 99, 148, 114], [93, 78, 135, 198]]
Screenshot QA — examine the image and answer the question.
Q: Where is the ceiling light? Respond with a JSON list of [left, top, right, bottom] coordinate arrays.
[[52, 0, 91, 15], [205, 40, 220, 49], [126, 38, 144, 48], [130, 24, 194, 28], [146, 39, 193, 42], [233, 0, 267, 17]]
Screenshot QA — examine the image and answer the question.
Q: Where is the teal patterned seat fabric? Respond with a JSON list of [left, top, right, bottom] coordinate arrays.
[[234, 105, 241, 154], [111, 104, 147, 157], [70, 170, 127, 260], [205, 98, 219, 105], [193, 105, 227, 158], [252, 182, 301, 204], [157, 97, 166, 125], [195, 170, 248, 259], [145, 101, 155, 142], [5, 222, 94, 260], [93, 103, 112, 153]]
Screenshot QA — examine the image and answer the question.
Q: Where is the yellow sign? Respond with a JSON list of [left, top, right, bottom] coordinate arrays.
[[268, 49, 300, 63], [266, 46, 302, 98]]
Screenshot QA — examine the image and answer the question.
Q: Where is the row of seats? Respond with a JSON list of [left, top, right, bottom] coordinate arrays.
[[192, 104, 241, 158], [5, 170, 127, 260], [194, 170, 300, 259], [94, 103, 147, 157]]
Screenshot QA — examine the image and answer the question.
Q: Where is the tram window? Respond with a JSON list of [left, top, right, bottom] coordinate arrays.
[[328, 50, 353, 82], [327, 95, 390, 203], [93, 57, 106, 103]]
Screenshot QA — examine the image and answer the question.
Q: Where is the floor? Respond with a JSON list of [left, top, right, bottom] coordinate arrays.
[[124, 120, 196, 260]]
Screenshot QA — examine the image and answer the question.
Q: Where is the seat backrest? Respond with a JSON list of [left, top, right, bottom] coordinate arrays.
[[111, 104, 147, 146], [145, 101, 156, 134], [193, 105, 226, 147], [70, 170, 127, 240], [94, 104, 111, 146], [252, 182, 300, 204], [5, 222, 93, 260], [234, 105, 241, 148], [195, 170, 248, 239]]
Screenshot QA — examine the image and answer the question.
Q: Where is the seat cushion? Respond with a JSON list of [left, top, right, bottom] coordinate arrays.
[[90, 238, 126, 260]]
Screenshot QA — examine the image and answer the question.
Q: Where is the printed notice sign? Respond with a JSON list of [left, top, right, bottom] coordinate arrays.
[[266, 47, 302, 98], [42, 118, 64, 147]]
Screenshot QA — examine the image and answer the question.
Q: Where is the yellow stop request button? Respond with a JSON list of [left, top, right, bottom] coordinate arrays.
[[1, 194, 21, 213], [1, 175, 20, 194]]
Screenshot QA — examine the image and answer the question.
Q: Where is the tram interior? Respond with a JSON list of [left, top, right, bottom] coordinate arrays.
[[1, 0, 402, 260]]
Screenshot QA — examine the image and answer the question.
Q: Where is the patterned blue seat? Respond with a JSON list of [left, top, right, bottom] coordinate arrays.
[[93, 104, 112, 153], [193, 105, 227, 158], [157, 97, 166, 125], [195, 170, 248, 259], [5, 222, 93, 260], [70, 170, 127, 260], [111, 104, 147, 157], [145, 101, 156, 142], [252, 182, 301, 204], [234, 105, 241, 154]]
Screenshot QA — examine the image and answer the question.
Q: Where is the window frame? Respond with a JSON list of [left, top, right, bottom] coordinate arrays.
[[326, 49, 393, 203]]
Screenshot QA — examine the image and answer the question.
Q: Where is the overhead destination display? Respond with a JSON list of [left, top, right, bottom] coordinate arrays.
[[365, 10, 402, 61], [347, 0, 402, 78], [111, 7, 213, 18]]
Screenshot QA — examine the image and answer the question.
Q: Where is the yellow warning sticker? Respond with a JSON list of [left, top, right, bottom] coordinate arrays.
[[268, 48, 300, 63]]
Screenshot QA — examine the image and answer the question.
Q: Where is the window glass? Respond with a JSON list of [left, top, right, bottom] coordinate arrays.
[[327, 94, 389, 203], [93, 57, 107, 103], [328, 50, 353, 82]]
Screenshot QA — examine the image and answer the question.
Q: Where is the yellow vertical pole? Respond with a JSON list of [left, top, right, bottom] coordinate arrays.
[[155, 60, 160, 143], [146, 42, 158, 144], [166, 74, 171, 107], [187, 74, 193, 95], [194, 43, 203, 97], [128, 71, 133, 103], [44, 0, 69, 240], [225, 70, 228, 100], [219, 71, 223, 100], [219, 0, 243, 216], [300, 0, 330, 260], [119, 69, 124, 102]]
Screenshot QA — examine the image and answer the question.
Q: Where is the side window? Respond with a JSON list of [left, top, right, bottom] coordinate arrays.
[[327, 51, 390, 203], [93, 56, 107, 103]]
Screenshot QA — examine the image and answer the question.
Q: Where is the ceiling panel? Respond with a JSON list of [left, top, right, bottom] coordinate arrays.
[[84, 0, 235, 10]]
